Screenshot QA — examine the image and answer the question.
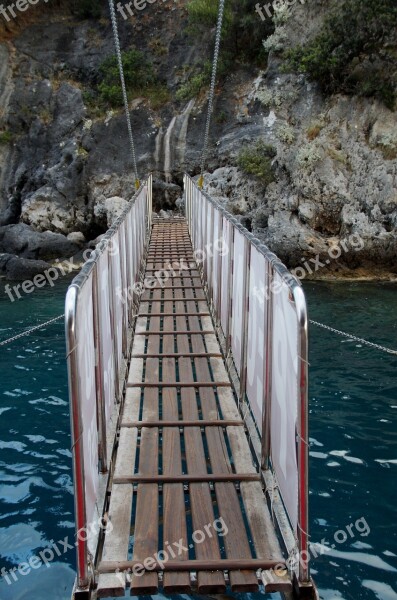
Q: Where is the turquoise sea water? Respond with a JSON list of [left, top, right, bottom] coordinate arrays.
[[0, 279, 396, 600]]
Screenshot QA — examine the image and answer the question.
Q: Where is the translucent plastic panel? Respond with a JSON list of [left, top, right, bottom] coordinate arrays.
[[220, 217, 231, 336], [110, 231, 123, 367], [97, 250, 115, 424], [231, 230, 246, 374], [246, 246, 268, 430], [212, 208, 221, 316], [270, 273, 299, 531], [76, 281, 98, 526]]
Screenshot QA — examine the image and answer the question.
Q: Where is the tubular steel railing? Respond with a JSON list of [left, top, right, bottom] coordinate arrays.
[[65, 177, 152, 594], [184, 174, 310, 585]]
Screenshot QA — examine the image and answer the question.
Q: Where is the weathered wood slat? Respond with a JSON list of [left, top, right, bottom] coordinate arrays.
[[113, 473, 261, 484], [212, 376, 285, 566], [100, 558, 284, 573], [198, 386, 259, 592], [181, 387, 226, 594], [121, 419, 244, 428], [161, 385, 191, 593], [130, 389, 159, 595], [97, 388, 141, 597], [127, 381, 232, 388], [131, 353, 223, 359]]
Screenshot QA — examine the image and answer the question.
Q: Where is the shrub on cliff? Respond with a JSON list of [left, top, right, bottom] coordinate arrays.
[[237, 140, 276, 184], [187, 0, 273, 64], [98, 49, 169, 108], [284, 0, 397, 109]]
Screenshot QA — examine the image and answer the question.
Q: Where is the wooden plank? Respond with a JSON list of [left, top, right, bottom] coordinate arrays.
[[131, 353, 223, 359], [162, 386, 191, 593], [211, 362, 285, 567], [121, 420, 244, 428], [100, 558, 284, 573], [188, 314, 207, 354], [97, 388, 140, 597], [135, 330, 215, 335], [181, 387, 226, 594], [97, 485, 133, 597], [199, 388, 258, 592], [139, 312, 210, 317], [127, 382, 231, 388], [114, 474, 261, 484], [144, 358, 160, 385], [130, 388, 159, 595]]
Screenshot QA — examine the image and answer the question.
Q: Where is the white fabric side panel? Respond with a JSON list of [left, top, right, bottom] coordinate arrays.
[[196, 187, 201, 252], [196, 190, 202, 254], [141, 185, 148, 255], [231, 229, 245, 374], [212, 208, 221, 316], [194, 187, 199, 251], [246, 247, 267, 431], [110, 231, 123, 367], [130, 203, 138, 285], [136, 193, 143, 265], [119, 221, 128, 336], [220, 217, 231, 336], [76, 281, 98, 527], [205, 200, 212, 287], [270, 273, 299, 531], [125, 208, 133, 299], [97, 250, 115, 424]]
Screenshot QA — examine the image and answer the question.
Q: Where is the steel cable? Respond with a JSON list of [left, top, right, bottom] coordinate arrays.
[[108, 0, 140, 188], [199, 0, 225, 187]]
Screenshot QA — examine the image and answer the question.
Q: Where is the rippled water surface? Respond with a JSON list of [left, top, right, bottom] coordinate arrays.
[[0, 280, 396, 600]]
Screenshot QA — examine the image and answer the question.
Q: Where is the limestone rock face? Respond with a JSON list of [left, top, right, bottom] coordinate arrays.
[[67, 231, 86, 245], [0, 253, 51, 281], [0, 0, 395, 276], [94, 196, 128, 228], [0, 224, 80, 261]]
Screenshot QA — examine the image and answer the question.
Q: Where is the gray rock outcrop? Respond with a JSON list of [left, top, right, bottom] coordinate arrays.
[[0, 0, 396, 278]]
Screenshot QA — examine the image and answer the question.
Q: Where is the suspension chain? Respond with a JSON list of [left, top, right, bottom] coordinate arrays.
[[0, 315, 64, 347], [310, 319, 397, 356], [108, 0, 140, 188], [199, 0, 225, 187]]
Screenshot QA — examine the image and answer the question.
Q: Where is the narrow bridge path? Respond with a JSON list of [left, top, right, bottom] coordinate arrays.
[[97, 218, 286, 598]]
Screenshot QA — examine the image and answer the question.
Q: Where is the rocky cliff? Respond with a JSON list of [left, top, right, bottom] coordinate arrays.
[[0, 0, 396, 280]]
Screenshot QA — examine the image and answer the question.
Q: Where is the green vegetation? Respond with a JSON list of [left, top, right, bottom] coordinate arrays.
[[186, 0, 273, 65], [284, 0, 397, 109], [215, 110, 228, 124], [98, 49, 155, 106], [176, 62, 212, 101], [237, 140, 276, 184], [0, 131, 13, 144], [89, 48, 169, 110]]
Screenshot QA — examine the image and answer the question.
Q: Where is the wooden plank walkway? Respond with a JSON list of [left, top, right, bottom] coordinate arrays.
[[97, 218, 286, 597]]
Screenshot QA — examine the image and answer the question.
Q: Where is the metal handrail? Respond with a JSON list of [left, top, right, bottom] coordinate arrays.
[[65, 177, 152, 593], [184, 174, 310, 583]]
